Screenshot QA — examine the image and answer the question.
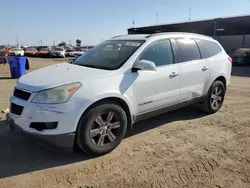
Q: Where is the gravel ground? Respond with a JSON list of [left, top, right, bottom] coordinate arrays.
[[0, 58, 249, 188]]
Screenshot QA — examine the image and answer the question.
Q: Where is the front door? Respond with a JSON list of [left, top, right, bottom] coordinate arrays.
[[133, 39, 181, 115]]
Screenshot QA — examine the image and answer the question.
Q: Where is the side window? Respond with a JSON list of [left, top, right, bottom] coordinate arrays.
[[174, 38, 201, 63], [139, 39, 174, 67], [195, 39, 222, 58]]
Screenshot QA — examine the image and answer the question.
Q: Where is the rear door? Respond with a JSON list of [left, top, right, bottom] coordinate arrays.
[[171, 38, 209, 102]]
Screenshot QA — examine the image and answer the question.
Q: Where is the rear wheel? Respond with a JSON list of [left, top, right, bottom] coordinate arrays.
[[200, 80, 226, 113], [76, 102, 127, 156]]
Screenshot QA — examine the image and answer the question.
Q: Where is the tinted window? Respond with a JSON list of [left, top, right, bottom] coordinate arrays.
[[174, 38, 201, 63], [139, 39, 174, 67], [195, 39, 222, 58]]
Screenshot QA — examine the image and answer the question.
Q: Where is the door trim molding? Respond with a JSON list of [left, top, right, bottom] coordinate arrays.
[[133, 96, 205, 123]]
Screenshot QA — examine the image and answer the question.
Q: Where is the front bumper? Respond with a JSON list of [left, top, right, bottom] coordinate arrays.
[[6, 113, 75, 152], [51, 52, 64, 57]]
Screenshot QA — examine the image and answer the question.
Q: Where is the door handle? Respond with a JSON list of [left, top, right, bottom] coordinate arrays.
[[169, 72, 179, 78], [202, 66, 208, 71]]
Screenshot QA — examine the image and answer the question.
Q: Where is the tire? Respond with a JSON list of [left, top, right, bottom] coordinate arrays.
[[76, 102, 128, 156], [199, 80, 226, 113]]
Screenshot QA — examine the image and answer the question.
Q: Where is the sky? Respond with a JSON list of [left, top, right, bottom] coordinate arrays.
[[1, 0, 250, 46]]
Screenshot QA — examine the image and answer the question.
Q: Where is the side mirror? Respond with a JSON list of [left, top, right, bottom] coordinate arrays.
[[132, 59, 156, 71]]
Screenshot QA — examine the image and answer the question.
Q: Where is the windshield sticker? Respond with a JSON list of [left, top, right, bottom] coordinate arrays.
[[124, 42, 141, 47]]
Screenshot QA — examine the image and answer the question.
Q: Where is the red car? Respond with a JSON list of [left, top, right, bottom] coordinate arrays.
[[24, 47, 38, 57], [0, 46, 11, 64], [37, 48, 51, 58]]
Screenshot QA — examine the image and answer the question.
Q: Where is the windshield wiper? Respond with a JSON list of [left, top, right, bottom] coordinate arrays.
[[72, 63, 114, 70], [81, 64, 101, 69]]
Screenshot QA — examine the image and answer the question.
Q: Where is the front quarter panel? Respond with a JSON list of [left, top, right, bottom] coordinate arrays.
[[70, 71, 135, 131]]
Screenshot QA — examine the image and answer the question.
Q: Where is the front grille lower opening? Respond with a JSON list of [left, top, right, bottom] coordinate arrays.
[[30, 122, 58, 131], [13, 88, 31, 101]]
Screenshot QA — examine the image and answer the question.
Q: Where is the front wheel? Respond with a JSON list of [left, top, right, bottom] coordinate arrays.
[[76, 102, 127, 156], [199, 80, 226, 113]]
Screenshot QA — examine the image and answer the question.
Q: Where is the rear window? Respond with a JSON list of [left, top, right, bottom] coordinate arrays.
[[174, 38, 201, 63], [232, 48, 250, 55], [195, 39, 222, 58]]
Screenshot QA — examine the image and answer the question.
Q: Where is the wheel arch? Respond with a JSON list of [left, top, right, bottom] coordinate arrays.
[[214, 75, 227, 89], [78, 97, 133, 130]]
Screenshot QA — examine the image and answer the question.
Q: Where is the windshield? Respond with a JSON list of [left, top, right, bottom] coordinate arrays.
[[54, 48, 64, 51], [40, 48, 48, 51], [233, 48, 250, 55], [72, 40, 144, 70]]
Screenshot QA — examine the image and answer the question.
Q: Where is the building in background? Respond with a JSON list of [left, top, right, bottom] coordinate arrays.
[[128, 14, 250, 53]]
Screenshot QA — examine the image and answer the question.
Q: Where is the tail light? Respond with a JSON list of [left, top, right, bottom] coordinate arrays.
[[228, 57, 232, 63]]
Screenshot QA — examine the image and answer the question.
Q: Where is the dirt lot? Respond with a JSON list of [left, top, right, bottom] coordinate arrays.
[[0, 58, 249, 188]]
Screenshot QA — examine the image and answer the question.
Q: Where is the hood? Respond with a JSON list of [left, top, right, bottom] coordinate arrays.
[[17, 62, 112, 92], [10, 50, 22, 53]]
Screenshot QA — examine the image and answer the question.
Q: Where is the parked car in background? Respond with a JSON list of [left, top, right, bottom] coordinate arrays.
[[51, 47, 66, 58], [230, 48, 250, 66], [65, 49, 76, 57], [0, 46, 10, 64], [8, 47, 24, 56], [37, 46, 51, 52], [37, 48, 51, 58], [6, 33, 232, 156], [65, 48, 85, 57], [24, 47, 38, 57]]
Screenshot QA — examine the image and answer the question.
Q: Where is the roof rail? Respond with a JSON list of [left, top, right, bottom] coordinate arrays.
[[111, 35, 128, 39], [147, 32, 212, 39]]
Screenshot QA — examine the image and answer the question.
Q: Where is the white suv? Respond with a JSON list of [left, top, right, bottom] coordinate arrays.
[[6, 32, 232, 155]]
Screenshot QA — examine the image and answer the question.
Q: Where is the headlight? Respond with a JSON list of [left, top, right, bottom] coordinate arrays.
[[32, 82, 82, 104]]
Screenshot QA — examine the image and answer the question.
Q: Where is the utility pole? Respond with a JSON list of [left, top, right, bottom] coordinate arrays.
[[132, 20, 135, 28], [16, 34, 19, 46], [109, 30, 111, 39], [189, 7, 192, 21], [38, 39, 43, 46], [53, 40, 55, 46], [156, 13, 158, 24]]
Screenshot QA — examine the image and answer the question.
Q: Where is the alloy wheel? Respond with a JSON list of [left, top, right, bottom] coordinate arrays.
[[90, 111, 121, 147], [210, 86, 223, 109]]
